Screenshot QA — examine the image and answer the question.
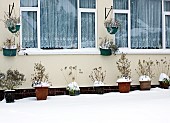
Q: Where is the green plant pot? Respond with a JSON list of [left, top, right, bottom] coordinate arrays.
[[106, 27, 118, 34], [69, 90, 80, 96], [3, 48, 17, 56], [8, 25, 20, 33], [100, 48, 112, 56]]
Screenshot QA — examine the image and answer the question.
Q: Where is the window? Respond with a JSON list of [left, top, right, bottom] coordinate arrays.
[[113, 0, 170, 51], [20, 0, 97, 50]]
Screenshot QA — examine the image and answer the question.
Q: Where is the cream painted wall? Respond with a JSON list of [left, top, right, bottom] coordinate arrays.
[[0, 0, 169, 89]]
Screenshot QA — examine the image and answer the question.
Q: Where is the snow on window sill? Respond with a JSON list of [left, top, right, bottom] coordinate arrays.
[[118, 48, 170, 54], [18, 48, 170, 56], [18, 48, 100, 55]]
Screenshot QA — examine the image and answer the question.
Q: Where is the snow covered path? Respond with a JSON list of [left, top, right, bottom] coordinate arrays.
[[1, 88, 170, 123]]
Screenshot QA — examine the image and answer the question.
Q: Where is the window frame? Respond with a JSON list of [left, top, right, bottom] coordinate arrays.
[[113, 0, 170, 54], [19, 0, 98, 55]]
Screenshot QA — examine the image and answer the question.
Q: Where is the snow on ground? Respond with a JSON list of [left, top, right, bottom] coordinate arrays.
[[1, 88, 170, 123]]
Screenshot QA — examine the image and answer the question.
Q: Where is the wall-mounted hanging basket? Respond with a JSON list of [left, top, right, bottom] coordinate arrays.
[[106, 27, 118, 34], [8, 25, 20, 33], [100, 48, 112, 56], [3, 48, 17, 56]]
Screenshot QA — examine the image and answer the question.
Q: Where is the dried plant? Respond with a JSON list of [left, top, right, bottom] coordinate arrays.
[[1, 10, 20, 36], [135, 59, 155, 78], [0, 69, 26, 90], [155, 57, 170, 76], [99, 36, 119, 54], [3, 38, 15, 48], [89, 67, 106, 82], [61, 66, 82, 83], [116, 53, 131, 78], [104, 18, 120, 28], [31, 62, 50, 87]]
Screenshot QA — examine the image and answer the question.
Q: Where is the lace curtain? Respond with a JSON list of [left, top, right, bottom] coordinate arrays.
[[21, 0, 95, 49], [114, 0, 162, 49], [131, 0, 162, 49], [22, 12, 38, 48], [40, 0, 78, 49], [166, 16, 170, 48]]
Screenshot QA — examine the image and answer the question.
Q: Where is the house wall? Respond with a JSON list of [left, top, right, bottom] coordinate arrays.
[[0, 0, 169, 89]]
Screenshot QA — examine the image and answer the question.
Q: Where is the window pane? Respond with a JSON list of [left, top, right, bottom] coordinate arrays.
[[164, 1, 170, 11], [80, 0, 96, 8], [81, 12, 95, 48], [22, 11, 37, 48], [166, 16, 170, 48], [20, 0, 38, 7], [131, 0, 162, 49], [113, 0, 128, 10], [40, 0, 78, 49], [115, 14, 128, 48]]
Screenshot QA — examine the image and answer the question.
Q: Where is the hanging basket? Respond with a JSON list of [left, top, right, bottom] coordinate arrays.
[[3, 48, 17, 56], [8, 24, 20, 33], [106, 27, 118, 34], [100, 48, 112, 56]]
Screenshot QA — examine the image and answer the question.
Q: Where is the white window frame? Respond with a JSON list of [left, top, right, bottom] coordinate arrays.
[[114, 0, 170, 54], [19, 0, 98, 55]]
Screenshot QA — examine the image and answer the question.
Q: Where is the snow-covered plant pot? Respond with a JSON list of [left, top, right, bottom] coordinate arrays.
[[32, 82, 50, 100], [0, 69, 25, 103], [93, 81, 105, 94], [159, 73, 170, 89], [67, 82, 80, 96], [117, 77, 132, 93], [31, 62, 51, 100], [89, 67, 106, 94], [139, 75, 151, 90]]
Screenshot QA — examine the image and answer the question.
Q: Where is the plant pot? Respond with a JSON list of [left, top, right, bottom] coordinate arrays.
[[4, 90, 15, 103], [8, 24, 20, 33], [3, 48, 17, 56], [94, 86, 104, 94], [106, 27, 118, 34], [69, 90, 80, 96], [139, 81, 151, 90], [35, 87, 49, 100], [100, 48, 112, 56], [117, 82, 131, 93], [159, 81, 169, 89]]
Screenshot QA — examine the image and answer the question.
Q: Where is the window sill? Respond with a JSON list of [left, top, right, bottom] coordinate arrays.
[[118, 48, 170, 54], [18, 48, 170, 56], [18, 48, 100, 55]]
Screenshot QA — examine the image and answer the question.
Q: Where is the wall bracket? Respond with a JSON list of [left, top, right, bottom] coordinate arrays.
[[105, 6, 113, 20]]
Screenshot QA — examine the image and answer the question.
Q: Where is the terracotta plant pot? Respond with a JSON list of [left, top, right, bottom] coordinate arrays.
[[159, 81, 169, 89], [139, 81, 151, 90], [118, 82, 131, 93], [35, 87, 49, 100]]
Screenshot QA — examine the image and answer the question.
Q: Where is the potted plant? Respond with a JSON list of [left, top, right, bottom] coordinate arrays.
[[3, 38, 18, 56], [104, 18, 120, 34], [61, 66, 81, 96], [135, 59, 155, 90], [89, 67, 106, 94], [0, 69, 26, 103], [31, 62, 51, 100], [116, 53, 132, 93], [99, 37, 119, 56], [156, 57, 170, 89], [1, 4, 20, 56]]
